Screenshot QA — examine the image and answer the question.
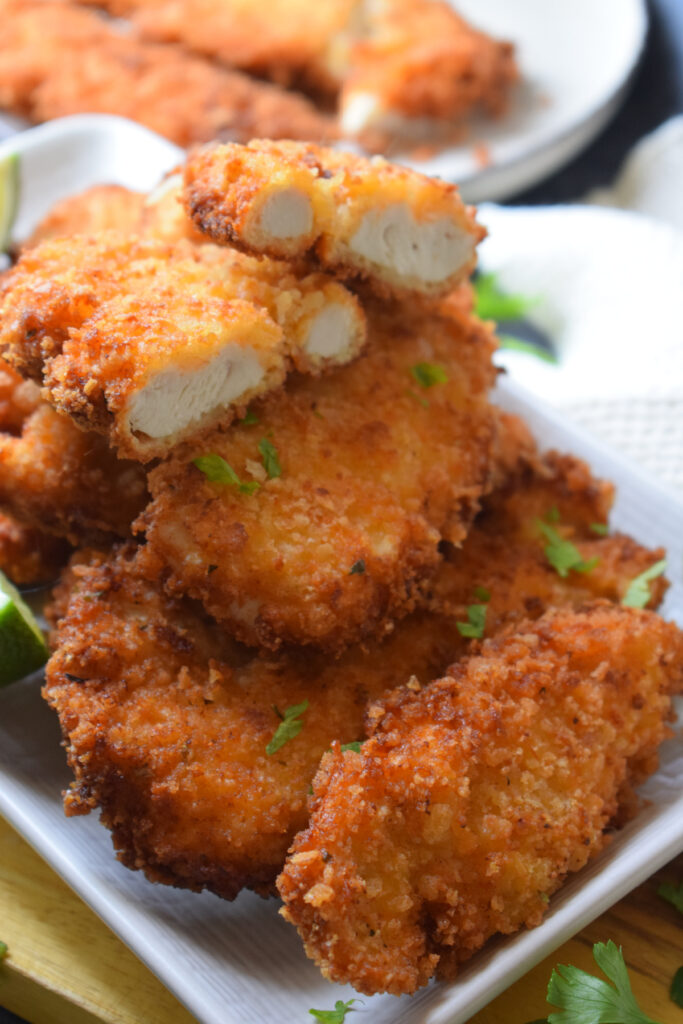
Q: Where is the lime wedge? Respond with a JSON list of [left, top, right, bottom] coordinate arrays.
[[0, 570, 48, 686], [0, 152, 20, 253]]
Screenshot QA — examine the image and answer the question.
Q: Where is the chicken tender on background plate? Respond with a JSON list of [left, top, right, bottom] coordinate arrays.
[[139, 301, 497, 651], [22, 184, 146, 249], [45, 441, 667, 900], [0, 361, 147, 543], [0, 0, 335, 147], [0, 510, 70, 585], [278, 604, 683, 996], [0, 233, 366, 460], [184, 140, 484, 295]]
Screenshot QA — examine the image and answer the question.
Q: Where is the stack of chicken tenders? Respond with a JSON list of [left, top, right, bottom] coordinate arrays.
[[1, 141, 681, 998]]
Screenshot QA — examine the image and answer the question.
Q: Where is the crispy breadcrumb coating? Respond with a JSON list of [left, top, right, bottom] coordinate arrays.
[[0, 232, 367, 460], [23, 185, 146, 248], [0, 510, 70, 584], [139, 301, 497, 651], [44, 441, 668, 900], [278, 604, 683, 995], [184, 140, 484, 296], [0, 0, 335, 147]]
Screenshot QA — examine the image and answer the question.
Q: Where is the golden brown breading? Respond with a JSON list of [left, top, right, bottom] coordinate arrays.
[[278, 604, 683, 995], [184, 140, 484, 296], [0, 232, 367, 460], [0, 510, 70, 584], [0, 0, 336, 147], [0, 358, 40, 433], [139, 301, 498, 651], [23, 185, 146, 249], [44, 442, 668, 900], [339, 0, 518, 150]]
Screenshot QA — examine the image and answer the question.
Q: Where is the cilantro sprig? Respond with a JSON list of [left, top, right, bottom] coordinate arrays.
[[537, 520, 598, 578], [193, 454, 260, 494], [546, 941, 658, 1023], [258, 436, 281, 479], [309, 998, 359, 1022], [266, 700, 308, 756], [622, 560, 667, 609], [411, 362, 448, 388], [658, 880, 683, 915]]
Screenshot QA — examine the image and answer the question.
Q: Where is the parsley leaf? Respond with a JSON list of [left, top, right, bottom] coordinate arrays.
[[349, 560, 365, 575], [474, 271, 537, 321], [0, 941, 6, 960], [658, 880, 683, 915], [537, 520, 599, 578], [193, 454, 260, 494], [498, 334, 558, 364], [340, 741, 362, 754], [622, 559, 667, 609], [240, 408, 259, 425], [258, 437, 281, 479], [590, 522, 609, 536], [411, 362, 448, 388], [309, 998, 359, 1023], [474, 585, 491, 602], [457, 603, 487, 638], [546, 940, 658, 1024], [671, 967, 683, 1009], [266, 700, 308, 755]]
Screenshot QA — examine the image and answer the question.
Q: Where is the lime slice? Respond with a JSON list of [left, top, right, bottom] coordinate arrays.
[[0, 152, 20, 253], [0, 570, 48, 686]]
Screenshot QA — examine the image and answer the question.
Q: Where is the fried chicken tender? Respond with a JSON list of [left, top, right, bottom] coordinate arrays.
[[0, 510, 69, 584], [278, 604, 683, 995], [339, 0, 518, 150], [0, 358, 40, 433], [0, 232, 367, 460], [184, 140, 484, 296], [0, 0, 335, 148], [44, 442, 669, 899], [139, 301, 498, 651], [23, 184, 146, 248]]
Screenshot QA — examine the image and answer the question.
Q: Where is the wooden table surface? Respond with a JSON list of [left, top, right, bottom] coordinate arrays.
[[1, 814, 682, 1024]]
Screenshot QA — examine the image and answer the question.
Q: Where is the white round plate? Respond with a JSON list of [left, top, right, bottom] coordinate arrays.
[[402, 0, 647, 201]]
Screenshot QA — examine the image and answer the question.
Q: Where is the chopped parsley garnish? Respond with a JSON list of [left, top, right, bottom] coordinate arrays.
[[258, 437, 281, 479], [193, 454, 260, 494], [498, 334, 558, 364], [546, 941, 657, 1023], [474, 271, 537, 321], [407, 388, 430, 408], [671, 967, 683, 1008], [622, 559, 667, 609], [340, 741, 362, 754], [0, 941, 6, 960], [309, 998, 359, 1023], [266, 700, 308, 755], [457, 603, 487, 638], [240, 408, 259, 425], [590, 522, 609, 536], [546, 506, 560, 523], [349, 560, 365, 575], [411, 362, 448, 388], [658, 880, 683, 914], [537, 520, 598, 578], [474, 585, 491, 602]]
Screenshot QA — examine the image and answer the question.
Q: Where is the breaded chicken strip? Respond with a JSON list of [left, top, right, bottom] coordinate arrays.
[[23, 184, 145, 248], [279, 604, 683, 995], [184, 140, 484, 296], [45, 445, 668, 899], [0, 0, 335, 148], [339, 0, 518, 150], [0, 510, 69, 584], [0, 359, 147, 542], [0, 233, 367, 460], [139, 301, 497, 651]]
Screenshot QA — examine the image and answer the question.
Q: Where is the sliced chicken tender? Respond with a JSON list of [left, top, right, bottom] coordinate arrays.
[[0, 0, 336, 148], [139, 301, 498, 652], [0, 511, 70, 585], [0, 233, 367, 460], [184, 140, 484, 296], [339, 0, 518, 150], [278, 605, 683, 996]]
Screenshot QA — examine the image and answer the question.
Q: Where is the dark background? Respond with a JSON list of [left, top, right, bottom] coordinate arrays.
[[1, 0, 682, 1021]]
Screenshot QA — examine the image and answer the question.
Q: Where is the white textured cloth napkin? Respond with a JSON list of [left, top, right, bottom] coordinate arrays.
[[479, 116, 683, 495]]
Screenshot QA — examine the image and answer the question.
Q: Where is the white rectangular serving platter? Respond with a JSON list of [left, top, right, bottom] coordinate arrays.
[[0, 116, 682, 1024]]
